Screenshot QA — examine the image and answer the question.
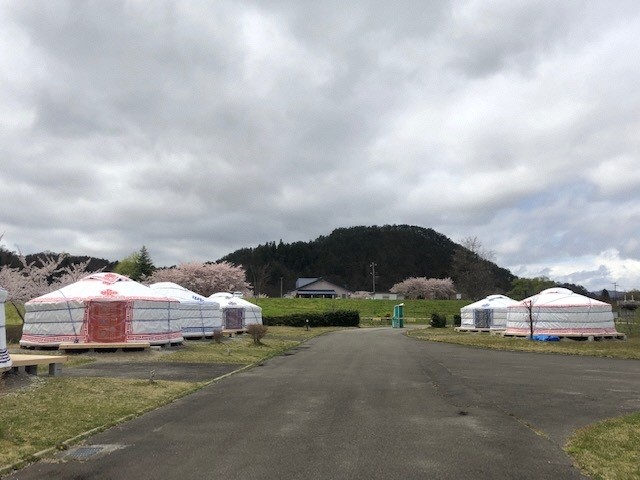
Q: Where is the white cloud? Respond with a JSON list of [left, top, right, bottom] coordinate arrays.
[[1, 0, 640, 292]]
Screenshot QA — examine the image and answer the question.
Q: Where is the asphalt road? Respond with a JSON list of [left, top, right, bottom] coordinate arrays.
[[6, 328, 640, 479]]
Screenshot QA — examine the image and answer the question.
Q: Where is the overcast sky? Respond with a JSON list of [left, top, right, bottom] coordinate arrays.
[[1, 1, 639, 293]]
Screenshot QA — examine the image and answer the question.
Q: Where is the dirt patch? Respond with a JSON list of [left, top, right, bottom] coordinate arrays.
[[0, 371, 46, 397]]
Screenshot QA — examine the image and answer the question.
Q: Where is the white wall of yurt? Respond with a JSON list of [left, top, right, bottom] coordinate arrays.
[[209, 292, 263, 331], [459, 294, 519, 331], [21, 273, 183, 347], [505, 288, 619, 337], [149, 282, 222, 338]]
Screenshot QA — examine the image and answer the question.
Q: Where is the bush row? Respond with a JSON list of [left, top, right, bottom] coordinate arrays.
[[263, 310, 360, 328], [429, 313, 462, 328]]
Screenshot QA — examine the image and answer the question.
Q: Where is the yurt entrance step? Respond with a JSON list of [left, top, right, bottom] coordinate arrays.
[[59, 342, 151, 352]]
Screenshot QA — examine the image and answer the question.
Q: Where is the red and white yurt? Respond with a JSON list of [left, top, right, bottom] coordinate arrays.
[[20, 272, 183, 347], [505, 288, 620, 338], [149, 282, 223, 338], [208, 292, 263, 331], [459, 294, 518, 331], [0, 288, 12, 369]]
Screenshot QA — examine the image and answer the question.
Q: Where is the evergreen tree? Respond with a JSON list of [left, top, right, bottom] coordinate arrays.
[[136, 246, 155, 279], [114, 246, 155, 281]]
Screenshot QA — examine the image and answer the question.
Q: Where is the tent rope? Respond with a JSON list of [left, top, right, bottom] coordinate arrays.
[[58, 290, 79, 342]]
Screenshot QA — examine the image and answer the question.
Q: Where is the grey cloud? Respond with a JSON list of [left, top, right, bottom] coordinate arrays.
[[1, 1, 640, 291]]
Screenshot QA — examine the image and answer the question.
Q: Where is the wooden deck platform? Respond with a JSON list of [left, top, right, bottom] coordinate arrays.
[[59, 342, 150, 352], [7, 353, 68, 376], [455, 327, 492, 333]]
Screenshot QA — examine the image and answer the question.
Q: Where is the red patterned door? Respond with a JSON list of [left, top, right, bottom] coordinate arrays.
[[87, 301, 127, 342]]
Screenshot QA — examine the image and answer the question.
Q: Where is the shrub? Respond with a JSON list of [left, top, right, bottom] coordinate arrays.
[[263, 310, 360, 328], [5, 324, 23, 344], [430, 313, 447, 328], [211, 330, 224, 344], [246, 324, 268, 345], [453, 314, 461, 327]]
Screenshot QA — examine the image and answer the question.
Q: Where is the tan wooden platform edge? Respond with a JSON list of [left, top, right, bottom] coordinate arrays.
[[7, 353, 68, 376], [59, 342, 151, 351]]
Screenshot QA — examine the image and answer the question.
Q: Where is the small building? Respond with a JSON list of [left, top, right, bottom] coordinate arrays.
[[458, 294, 518, 332], [370, 292, 404, 300], [149, 282, 223, 339], [21, 272, 183, 347], [208, 292, 263, 331], [290, 278, 351, 299], [505, 288, 623, 338]]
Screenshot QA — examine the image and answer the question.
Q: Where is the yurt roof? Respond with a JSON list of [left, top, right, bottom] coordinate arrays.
[[27, 272, 176, 304], [462, 294, 518, 310], [149, 282, 212, 303], [209, 292, 262, 311], [518, 288, 608, 307]]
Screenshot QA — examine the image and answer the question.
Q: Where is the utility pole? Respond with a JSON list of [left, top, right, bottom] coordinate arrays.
[[370, 262, 377, 296], [280, 277, 283, 298]]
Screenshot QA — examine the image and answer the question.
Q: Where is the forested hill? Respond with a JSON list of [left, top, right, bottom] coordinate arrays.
[[219, 225, 516, 298], [0, 248, 116, 273]]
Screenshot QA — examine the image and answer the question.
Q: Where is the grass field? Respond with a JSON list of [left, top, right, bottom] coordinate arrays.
[[250, 297, 467, 322], [407, 327, 640, 359], [566, 412, 640, 480]]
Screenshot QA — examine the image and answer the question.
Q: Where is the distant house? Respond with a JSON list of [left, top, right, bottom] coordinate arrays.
[[371, 292, 404, 300], [290, 278, 351, 299]]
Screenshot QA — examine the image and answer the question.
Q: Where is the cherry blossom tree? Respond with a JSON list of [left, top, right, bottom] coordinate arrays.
[[390, 277, 456, 300], [349, 291, 372, 299], [145, 261, 252, 297], [0, 253, 102, 321]]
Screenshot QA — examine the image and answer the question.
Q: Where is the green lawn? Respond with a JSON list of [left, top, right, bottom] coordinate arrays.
[[0, 378, 200, 470], [566, 412, 640, 480], [250, 297, 467, 322], [407, 327, 640, 359], [3, 303, 23, 326]]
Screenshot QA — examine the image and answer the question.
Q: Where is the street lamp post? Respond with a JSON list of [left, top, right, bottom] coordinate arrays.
[[370, 262, 377, 296]]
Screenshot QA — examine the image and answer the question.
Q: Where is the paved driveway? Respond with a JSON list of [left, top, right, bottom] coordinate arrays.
[[6, 328, 639, 479]]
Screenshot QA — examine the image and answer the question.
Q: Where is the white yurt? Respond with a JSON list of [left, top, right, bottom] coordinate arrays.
[[1, 288, 12, 369], [459, 294, 519, 331], [149, 282, 223, 339], [505, 288, 620, 337], [20, 272, 183, 347], [208, 292, 263, 331]]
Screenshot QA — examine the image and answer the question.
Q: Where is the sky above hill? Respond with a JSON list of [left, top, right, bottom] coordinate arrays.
[[1, 1, 639, 293]]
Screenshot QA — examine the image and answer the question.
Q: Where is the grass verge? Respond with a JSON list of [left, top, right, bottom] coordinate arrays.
[[406, 327, 640, 360], [162, 326, 340, 364], [0, 326, 335, 472], [0, 377, 200, 469], [565, 412, 640, 480]]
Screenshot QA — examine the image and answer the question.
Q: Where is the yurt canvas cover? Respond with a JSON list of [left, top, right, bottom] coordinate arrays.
[[21, 273, 183, 347], [505, 288, 619, 337], [209, 292, 263, 330], [1, 288, 12, 369], [460, 295, 518, 330], [150, 282, 222, 338]]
